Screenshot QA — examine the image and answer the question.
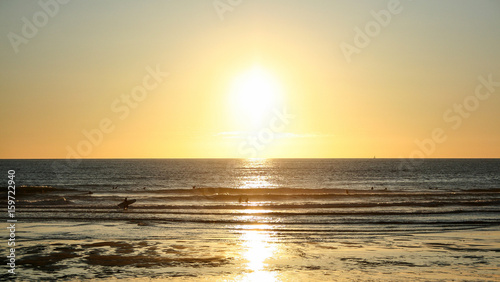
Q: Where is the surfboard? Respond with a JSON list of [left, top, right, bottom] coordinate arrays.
[[117, 199, 136, 209]]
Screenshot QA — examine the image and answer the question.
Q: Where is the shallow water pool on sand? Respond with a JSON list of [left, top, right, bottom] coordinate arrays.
[[3, 220, 500, 281]]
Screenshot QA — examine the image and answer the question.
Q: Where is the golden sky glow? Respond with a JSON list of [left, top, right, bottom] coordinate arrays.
[[1, 1, 499, 158]]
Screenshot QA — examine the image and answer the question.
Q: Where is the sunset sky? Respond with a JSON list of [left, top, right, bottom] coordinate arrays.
[[1, 0, 499, 159]]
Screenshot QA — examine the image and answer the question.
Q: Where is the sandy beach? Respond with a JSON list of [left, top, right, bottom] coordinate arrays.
[[2, 219, 499, 281]]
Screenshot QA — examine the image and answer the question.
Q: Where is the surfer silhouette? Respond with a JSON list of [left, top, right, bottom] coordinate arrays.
[[118, 197, 136, 210]]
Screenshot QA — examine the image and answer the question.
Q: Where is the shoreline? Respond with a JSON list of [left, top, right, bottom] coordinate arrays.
[[3, 220, 499, 281]]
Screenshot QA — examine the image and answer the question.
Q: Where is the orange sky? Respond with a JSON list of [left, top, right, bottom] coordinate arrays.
[[1, 1, 499, 159]]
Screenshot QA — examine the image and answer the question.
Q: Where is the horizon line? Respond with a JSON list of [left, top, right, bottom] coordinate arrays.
[[2, 157, 500, 160]]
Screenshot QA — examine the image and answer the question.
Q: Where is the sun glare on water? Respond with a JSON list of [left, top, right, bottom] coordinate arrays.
[[240, 227, 278, 281], [230, 65, 283, 128]]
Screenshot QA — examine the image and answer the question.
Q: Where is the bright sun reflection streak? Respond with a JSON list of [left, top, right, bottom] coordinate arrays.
[[240, 226, 278, 281], [240, 209, 273, 214], [241, 176, 273, 189], [240, 158, 275, 189]]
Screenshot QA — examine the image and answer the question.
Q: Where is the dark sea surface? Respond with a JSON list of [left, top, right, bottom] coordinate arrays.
[[1, 159, 499, 281]]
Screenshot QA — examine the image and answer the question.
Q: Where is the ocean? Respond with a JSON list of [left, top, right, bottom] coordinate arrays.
[[1, 159, 499, 281]]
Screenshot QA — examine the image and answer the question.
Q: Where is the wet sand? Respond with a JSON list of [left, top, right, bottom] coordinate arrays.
[[3, 220, 500, 281]]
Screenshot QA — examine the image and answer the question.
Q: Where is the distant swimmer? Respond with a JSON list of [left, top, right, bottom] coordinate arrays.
[[345, 189, 349, 195], [245, 197, 249, 203], [239, 196, 243, 203], [88, 191, 93, 195], [192, 186, 196, 189], [143, 186, 146, 190], [371, 187, 374, 190]]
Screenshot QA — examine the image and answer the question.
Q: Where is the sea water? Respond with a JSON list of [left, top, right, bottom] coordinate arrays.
[[1, 159, 499, 280]]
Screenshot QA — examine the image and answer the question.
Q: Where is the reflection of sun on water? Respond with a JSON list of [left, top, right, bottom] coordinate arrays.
[[241, 175, 273, 189], [243, 158, 269, 168], [240, 226, 278, 281], [236, 160, 278, 280], [240, 158, 275, 189]]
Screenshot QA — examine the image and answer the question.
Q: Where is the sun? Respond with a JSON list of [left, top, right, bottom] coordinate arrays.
[[230, 65, 282, 127]]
